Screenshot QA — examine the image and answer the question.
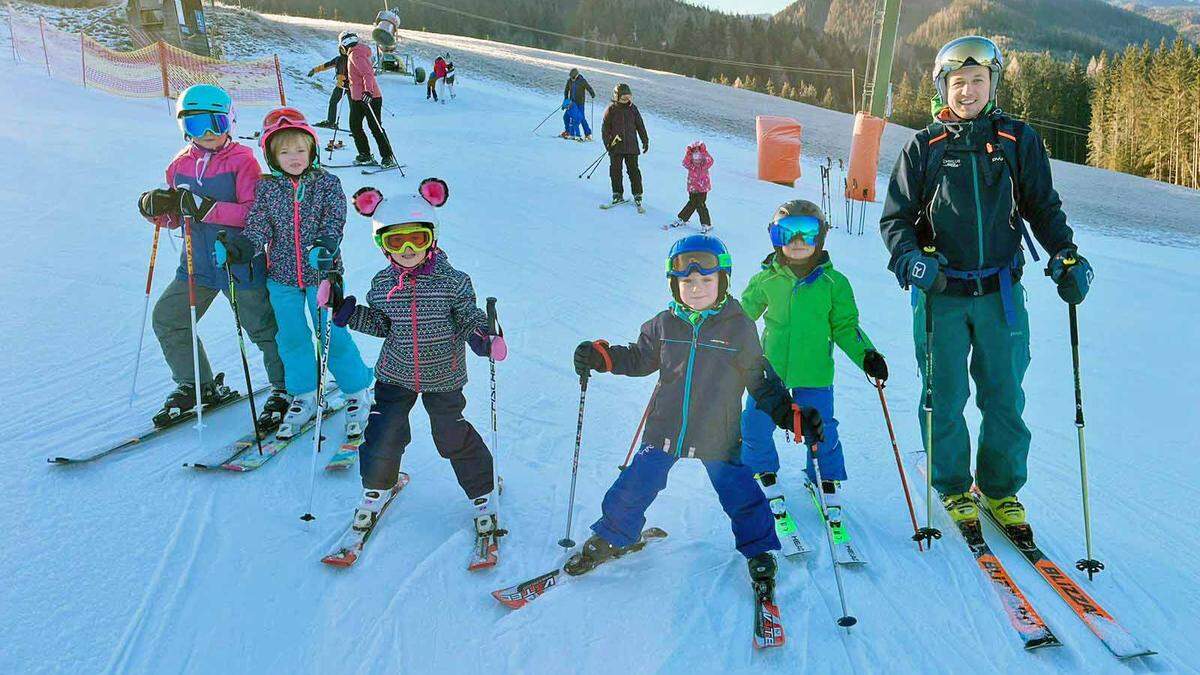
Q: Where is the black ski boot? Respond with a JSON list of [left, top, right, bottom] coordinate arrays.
[[563, 534, 621, 576], [748, 551, 777, 597], [379, 155, 398, 169], [256, 388, 290, 435], [152, 373, 231, 427], [353, 153, 376, 166], [314, 120, 337, 129]]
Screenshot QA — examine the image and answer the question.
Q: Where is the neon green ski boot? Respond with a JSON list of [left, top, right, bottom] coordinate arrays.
[[982, 494, 1027, 528], [940, 492, 979, 523]]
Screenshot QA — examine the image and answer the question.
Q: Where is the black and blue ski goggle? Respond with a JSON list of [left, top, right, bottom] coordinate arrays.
[[180, 111, 232, 139], [769, 215, 821, 248], [666, 250, 731, 278]]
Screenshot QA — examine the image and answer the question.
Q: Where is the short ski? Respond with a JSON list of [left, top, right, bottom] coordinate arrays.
[[971, 489, 1155, 660], [324, 436, 363, 471], [467, 518, 507, 571], [325, 162, 377, 169], [917, 458, 1059, 649], [48, 385, 265, 465], [491, 527, 668, 610], [599, 199, 628, 210], [805, 483, 868, 566], [322, 472, 411, 568], [362, 164, 406, 176], [768, 496, 814, 558], [753, 584, 785, 649], [221, 395, 348, 471], [182, 388, 343, 471]]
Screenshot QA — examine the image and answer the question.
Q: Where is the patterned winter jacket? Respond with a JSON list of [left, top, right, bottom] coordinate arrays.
[[151, 141, 266, 290], [346, 250, 488, 392], [601, 298, 790, 462], [243, 169, 347, 288], [682, 141, 713, 193], [347, 42, 382, 101]]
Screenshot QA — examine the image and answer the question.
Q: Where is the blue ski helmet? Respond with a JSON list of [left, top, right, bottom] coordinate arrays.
[[666, 234, 731, 304], [175, 84, 235, 138]]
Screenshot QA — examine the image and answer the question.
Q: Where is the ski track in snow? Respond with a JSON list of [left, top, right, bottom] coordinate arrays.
[[1, 5, 1197, 674]]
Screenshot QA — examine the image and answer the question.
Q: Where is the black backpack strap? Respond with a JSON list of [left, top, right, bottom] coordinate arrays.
[[992, 116, 1041, 261]]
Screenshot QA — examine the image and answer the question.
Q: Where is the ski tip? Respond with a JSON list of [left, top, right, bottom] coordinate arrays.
[[48, 457, 69, 464], [643, 527, 669, 539], [491, 588, 528, 610], [321, 554, 356, 568]]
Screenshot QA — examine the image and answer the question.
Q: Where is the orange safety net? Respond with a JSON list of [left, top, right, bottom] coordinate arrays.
[[756, 116, 803, 187], [7, 8, 284, 107], [845, 112, 886, 203]]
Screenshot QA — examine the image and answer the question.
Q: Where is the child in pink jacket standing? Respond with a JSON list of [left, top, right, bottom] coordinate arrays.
[[667, 141, 714, 233], [341, 31, 397, 169]]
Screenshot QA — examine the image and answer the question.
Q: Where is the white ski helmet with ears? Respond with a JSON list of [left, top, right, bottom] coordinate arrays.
[[353, 178, 450, 240]]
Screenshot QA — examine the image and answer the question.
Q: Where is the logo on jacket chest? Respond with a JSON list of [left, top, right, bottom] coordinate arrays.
[[941, 158, 962, 169]]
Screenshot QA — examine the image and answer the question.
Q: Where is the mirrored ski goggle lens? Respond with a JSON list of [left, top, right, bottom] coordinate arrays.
[[937, 41, 1000, 73], [667, 251, 725, 277], [181, 112, 231, 138], [770, 215, 821, 247]]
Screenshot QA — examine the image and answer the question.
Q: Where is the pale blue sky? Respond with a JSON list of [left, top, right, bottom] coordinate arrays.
[[684, 0, 795, 16]]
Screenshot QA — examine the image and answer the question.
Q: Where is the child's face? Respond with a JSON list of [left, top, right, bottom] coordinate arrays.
[[678, 271, 719, 311], [390, 247, 428, 268], [193, 132, 229, 151], [781, 235, 816, 261], [273, 136, 312, 176]]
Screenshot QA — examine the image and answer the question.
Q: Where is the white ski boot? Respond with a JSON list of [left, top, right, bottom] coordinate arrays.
[[353, 487, 392, 532], [343, 388, 373, 438], [275, 393, 317, 440], [468, 491, 505, 570]]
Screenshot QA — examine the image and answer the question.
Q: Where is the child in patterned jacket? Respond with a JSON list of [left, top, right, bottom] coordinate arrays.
[[321, 178, 507, 540]]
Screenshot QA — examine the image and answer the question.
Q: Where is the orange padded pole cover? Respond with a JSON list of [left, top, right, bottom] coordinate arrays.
[[756, 115, 802, 187], [846, 112, 885, 202]]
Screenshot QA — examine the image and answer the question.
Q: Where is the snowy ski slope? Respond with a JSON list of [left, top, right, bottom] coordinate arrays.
[[1, 8, 1197, 674]]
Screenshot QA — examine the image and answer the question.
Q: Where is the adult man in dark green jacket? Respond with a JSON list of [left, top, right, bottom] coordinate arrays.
[[879, 36, 1094, 527]]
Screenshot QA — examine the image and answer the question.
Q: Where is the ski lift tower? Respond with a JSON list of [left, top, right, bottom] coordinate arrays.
[[126, 0, 212, 56], [861, 0, 902, 118]]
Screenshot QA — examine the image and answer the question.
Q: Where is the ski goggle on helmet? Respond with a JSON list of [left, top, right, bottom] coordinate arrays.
[[769, 215, 822, 248], [932, 36, 1004, 104], [665, 235, 732, 278], [176, 84, 234, 139], [376, 225, 434, 254]]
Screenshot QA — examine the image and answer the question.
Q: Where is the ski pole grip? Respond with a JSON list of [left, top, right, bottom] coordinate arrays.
[[486, 296, 499, 336], [791, 403, 804, 444]]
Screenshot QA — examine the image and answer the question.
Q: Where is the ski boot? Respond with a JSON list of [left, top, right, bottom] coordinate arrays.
[[748, 551, 777, 597], [352, 487, 393, 532], [633, 194, 645, 214], [379, 155, 398, 169], [353, 153, 376, 166], [583, 134, 593, 142], [981, 493, 1033, 547], [324, 139, 344, 152], [343, 388, 372, 438], [559, 131, 570, 139], [940, 492, 979, 523], [610, 193, 625, 205], [152, 373, 231, 427], [699, 223, 713, 234], [665, 218, 687, 230], [818, 480, 849, 543], [469, 492, 507, 570], [256, 388, 290, 435], [563, 534, 622, 576], [275, 392, 317, 440], [314, 120, 338, 129]]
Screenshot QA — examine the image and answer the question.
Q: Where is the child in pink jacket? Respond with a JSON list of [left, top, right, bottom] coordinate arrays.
[[341, 31, 396, 168], [668, 141, 714, 233]]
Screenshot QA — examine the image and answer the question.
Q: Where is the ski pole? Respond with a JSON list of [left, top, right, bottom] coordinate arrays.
[[795, 405, 857, 629], [327, 92, 343, 164], [916, 285, 942, 546], [487, 297, 502, 497], [532, 104, 560, 133], [1068, 303, 1103, 579], [301, 301, 335, 523], [578, 149, 606, 179], [181, 212, 205, 444], [559, 372, 589, 549], [362, 96, 404, 177], [872, 377, 923, 551], [618, 392, 653, 470], [128, 222, 162, 407], [218, 232, 264, 455]]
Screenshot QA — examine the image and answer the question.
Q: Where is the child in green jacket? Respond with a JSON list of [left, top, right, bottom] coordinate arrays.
[[739, 199, 888, 542]]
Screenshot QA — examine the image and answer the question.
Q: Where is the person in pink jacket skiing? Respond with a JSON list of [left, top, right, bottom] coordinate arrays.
[[667, 141, 714, 233], [341, 31, 397, 169]]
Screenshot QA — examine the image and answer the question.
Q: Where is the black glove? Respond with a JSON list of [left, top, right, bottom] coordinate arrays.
[[360, 91, 375, 103], [177, 188, 216, 220], [1046, 248, 1093, 305], [139, 188, 179, 218], [573, 340, 610, 377], [769, 403, 824, 444], [642, 140, 649, 154], [214, 231, 256, 267], [894, 248, 947, 292], [863, 350, 888, 382]]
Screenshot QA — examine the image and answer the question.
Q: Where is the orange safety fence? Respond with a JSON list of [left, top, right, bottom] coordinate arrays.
[[845, 112, 885, 203], [756, 115, 803, 187], [7, 7, 285, 107]]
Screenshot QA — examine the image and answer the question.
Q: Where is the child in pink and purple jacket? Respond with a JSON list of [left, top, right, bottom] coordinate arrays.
[[668, 141, 714, 233]]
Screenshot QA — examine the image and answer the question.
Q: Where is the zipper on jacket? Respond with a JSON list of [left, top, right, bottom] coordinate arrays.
[[291, 178, 305, 289], [409, 288, 421, 391], [970, 154, 985, 295], [673, 321, 704, 457]]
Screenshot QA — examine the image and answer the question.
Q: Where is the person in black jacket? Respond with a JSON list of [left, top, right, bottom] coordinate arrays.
[[308, 43, 350, 129], [601, 83, 649, 208], [566, 234, 825, 599], [878, 35, 1094, 528], [561, 67, 596, 140]]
